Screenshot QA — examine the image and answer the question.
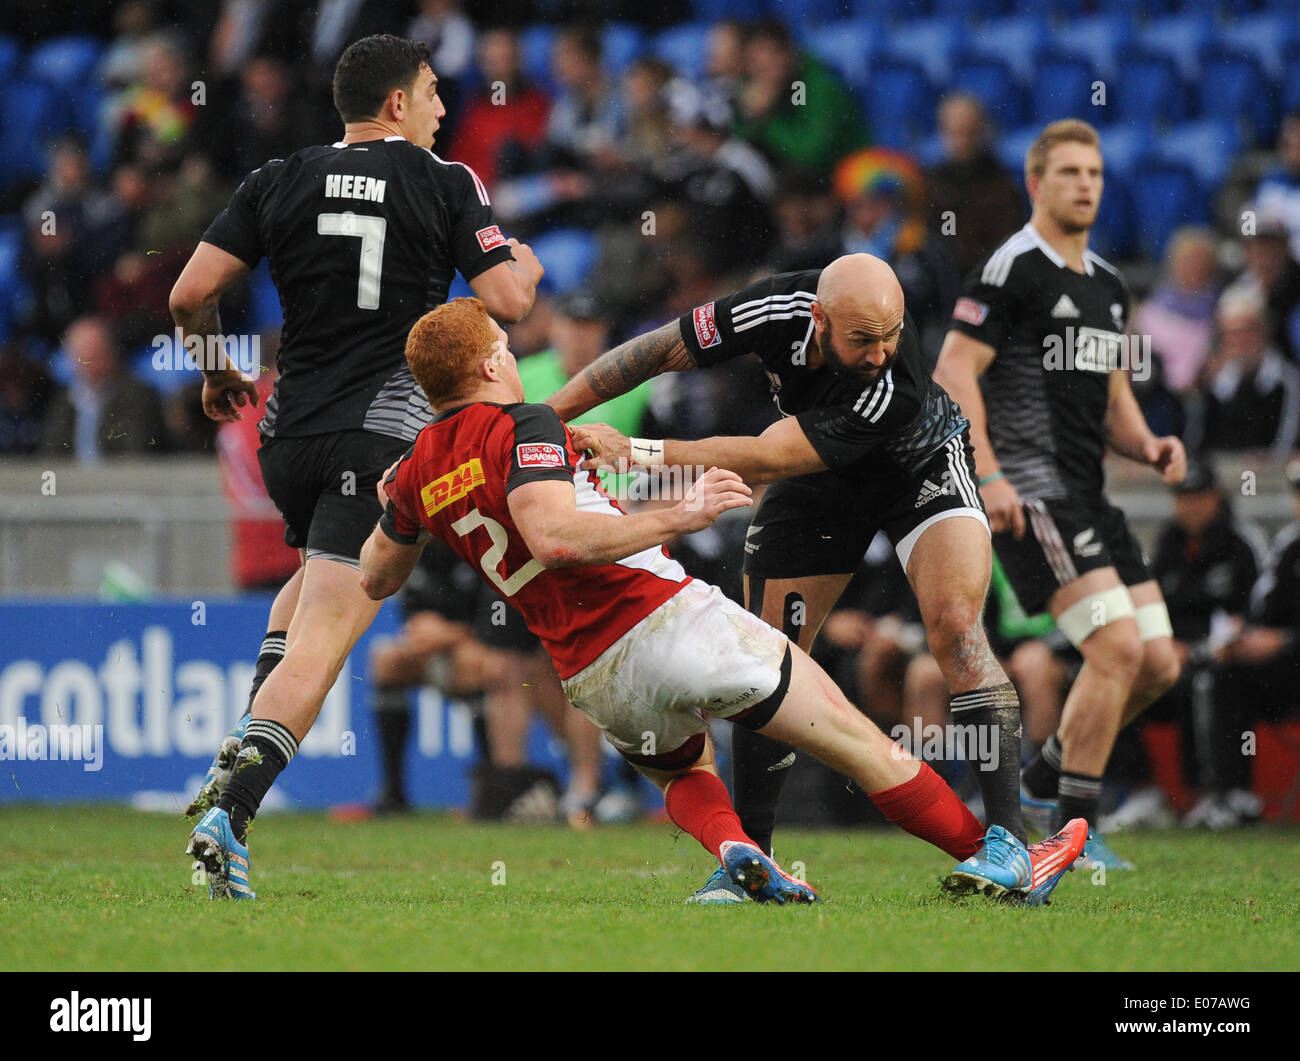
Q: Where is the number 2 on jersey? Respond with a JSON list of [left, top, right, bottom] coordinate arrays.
[[317, 212, 387, 310], [451, 508, 545, 597]]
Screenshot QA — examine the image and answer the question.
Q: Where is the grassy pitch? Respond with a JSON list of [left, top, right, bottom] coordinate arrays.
[[1, 805, 1296, 972]]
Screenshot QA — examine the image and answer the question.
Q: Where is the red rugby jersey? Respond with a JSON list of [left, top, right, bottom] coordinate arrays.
[[380, 401, 689, 678]]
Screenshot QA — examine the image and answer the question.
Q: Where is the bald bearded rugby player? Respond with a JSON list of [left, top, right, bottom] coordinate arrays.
[[548, 254, 1086, 905]]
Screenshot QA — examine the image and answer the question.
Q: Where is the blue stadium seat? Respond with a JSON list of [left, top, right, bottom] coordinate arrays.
[[1030, 52, 1105, 127], [1111, 49, 1186, 127], [1155, 119, 1242, 190], [947, 56, 1028, 130], [1051, 13, 1133, 82], [25, 35, 106, 138], [601, 24, 646, 79], [520, 25, 557, 93], [1218, 12, 1300, 79], [801, 20, 881, 90], [858, 59, 935, 148], [447, 272, 474, 301], [0, 79, 69, 190], [1284, 43, 1300, 113], [0, 215, 26, 343], [531, 228, 600, 296], [692, 0, 768, 19], [1129, 159, 1208, 261], [24, 35, 103, 84], [962, 14, 1048, 83], [774, 0, 844, 24], [1197, 48, 1277, 146], [1136, 12, 1216, 80], [993, 124, 1040, 178], [883, 17, 961, 85], [248, 262, 283, 332], [913, 130, 945, 167], [1088, 170, 1137, 261], [848, 0, 933, 20], [1096, 124, 1146, 185], [651, 24, 709, 80], [0, 35, 21, 83], [945, 0, 1011, 19]]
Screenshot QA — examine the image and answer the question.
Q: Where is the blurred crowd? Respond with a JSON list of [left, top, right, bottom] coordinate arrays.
[[2, 1, 1298, 822]]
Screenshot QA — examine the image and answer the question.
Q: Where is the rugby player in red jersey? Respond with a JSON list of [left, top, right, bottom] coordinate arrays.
[[359, 298, 1086, 903]]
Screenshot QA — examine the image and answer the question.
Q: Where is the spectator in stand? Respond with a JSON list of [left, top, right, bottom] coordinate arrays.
[[450, 27, 550, 189], [20, 139, 130, 346], [926, 94, 1025, 279], [544, 25, 624, 171], [766, 168, 839, 272], [0, 343, 53, 455], [1133, 227, 1221, 395], [40, 316, 167, 460], [618, 57, 678, 172], [1105, 462, 1267, 831], [666, 86, 776, 282], [733, 20, 868, 179], [100, 0, 160, 91], [1227, 209, 1300, 364], [1194, 288, 1300, 457], [110, 32, 201, 174], [703, 19, 745, 112], [1254, 111, 1300, 263], [211, 55, 322, 180], [491, 26, 626, 228], [1214, 459, 1300, 804], [406, 0, 475, 142]]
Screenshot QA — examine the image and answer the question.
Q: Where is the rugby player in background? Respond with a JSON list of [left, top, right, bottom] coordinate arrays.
[[934, 120, 1184, 868]]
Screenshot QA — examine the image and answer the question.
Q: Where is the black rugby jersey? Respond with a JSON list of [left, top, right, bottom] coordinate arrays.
[[678, 270, 967, 486], [202, 136, 513, 442], [949, 223, 1131, 501]]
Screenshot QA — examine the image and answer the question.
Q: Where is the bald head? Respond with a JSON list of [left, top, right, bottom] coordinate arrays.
[[813, 255, 906, 381], [817, 254, 905, 333]]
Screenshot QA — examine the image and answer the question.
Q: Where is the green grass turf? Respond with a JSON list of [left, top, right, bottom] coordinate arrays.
[[1, 805, 1297, 971]]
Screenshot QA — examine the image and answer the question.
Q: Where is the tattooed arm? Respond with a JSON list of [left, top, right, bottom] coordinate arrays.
[[170, 241, 259, 423], [545, 320, 698, 421]]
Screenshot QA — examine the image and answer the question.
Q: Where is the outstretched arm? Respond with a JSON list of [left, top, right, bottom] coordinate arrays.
[[545, 320, 697, 421], [508, 468, 752, 567], [574, 416, 827, 487]]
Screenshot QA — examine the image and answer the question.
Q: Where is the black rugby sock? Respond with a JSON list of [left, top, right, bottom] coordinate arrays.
[[219, 719, 299, 844], [949, 683, 1026, 844], [245, 631, 287, 714]]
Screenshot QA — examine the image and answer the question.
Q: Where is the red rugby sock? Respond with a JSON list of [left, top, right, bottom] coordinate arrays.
[[664, 770, 756, 861], [870, 761, 985, 861]]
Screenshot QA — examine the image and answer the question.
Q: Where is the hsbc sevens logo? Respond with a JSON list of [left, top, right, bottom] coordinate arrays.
[[421, 458, 485, 517]]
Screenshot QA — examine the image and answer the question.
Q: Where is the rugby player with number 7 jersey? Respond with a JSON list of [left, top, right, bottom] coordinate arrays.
[[934, 120, 1186, 870], [171, 35, 543, 898], [362, 296, 1086, 905]]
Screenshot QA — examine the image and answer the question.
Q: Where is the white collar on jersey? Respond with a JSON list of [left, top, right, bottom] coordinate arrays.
[[330, 135, 409, 147], [1023, 222, 1095, 276]]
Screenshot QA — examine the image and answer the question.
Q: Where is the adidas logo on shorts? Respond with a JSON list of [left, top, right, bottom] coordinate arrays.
[[914, 475, 953, 509]]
